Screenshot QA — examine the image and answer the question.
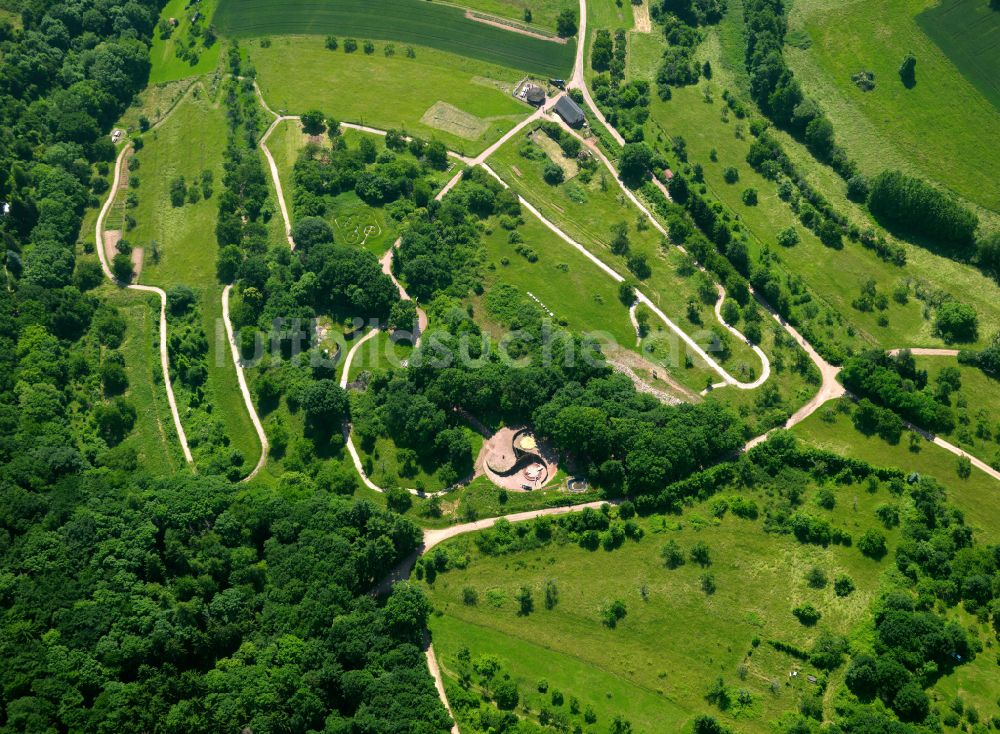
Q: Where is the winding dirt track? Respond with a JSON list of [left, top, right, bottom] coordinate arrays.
[[222, 284, 270, 481], [96, 145, 194, 465], [249, 46, 998, 730]]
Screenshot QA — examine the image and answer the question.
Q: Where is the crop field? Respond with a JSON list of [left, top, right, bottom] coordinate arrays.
[[249, 39, 532, 156], [649, 27, 1000, 354], [916, 0, 1000, 113], [784, 0, 1000, 213], [489, 130, 766, 388], [126, 92, 262, 471], [793, 399, 1000, 542], [424, 469, 906, 732], [213, 0, 575, 77]]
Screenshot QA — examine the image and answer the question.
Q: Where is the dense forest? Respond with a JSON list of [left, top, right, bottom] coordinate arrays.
[[0, 2, 450, 730]]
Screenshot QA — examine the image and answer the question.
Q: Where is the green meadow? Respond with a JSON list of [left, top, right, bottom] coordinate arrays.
[[424, 469, 906, 733], [489, 129, 766, 388], [784, 0, 1000, 214], [913, 356, 1000, 470], [100, 287, 185, 477], [214, 0, 575, 77], [127, 90, 262, 473], [249, 37, 532, 156], [453, 0, 575, 32], [792, 399, 1000, 543], [648, 16, 1000, 354], [149, 0, 221, 83]]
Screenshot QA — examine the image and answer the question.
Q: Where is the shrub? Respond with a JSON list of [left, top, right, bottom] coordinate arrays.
[[805, 567, 827, 589], [834, 575, 855, 597], [776, 226, 800, 247], [792, 602, 822, 625], [543, 162, 565, 185], [723, 166, 739, 184], [601, 599, 627, 628], [857, 529, 887, 559], [741, 188, 758, 206]]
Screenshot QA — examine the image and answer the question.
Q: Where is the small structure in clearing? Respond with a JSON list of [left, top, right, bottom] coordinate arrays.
[[481, 427, 558, 491], [553, 96, 585, 127], [525, 85, 545, 106]]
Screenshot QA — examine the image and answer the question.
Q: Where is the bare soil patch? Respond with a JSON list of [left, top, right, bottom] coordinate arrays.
[[632, 0, 652, 32]]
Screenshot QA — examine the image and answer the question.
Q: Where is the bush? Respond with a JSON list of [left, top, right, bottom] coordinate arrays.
[[792, 602, 822, 625], [805, 567, 827, 589], [857, 529, 887, 559], [601, 599, 627, 628], [723, 166, 739, 184], [934, 301, 978, 343], [543, 162, 565, 185], [834, 575, 855, 597], [741, 188, 758, 206], [776, 226, 800, 248]]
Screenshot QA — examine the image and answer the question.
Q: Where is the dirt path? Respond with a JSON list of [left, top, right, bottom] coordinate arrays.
[[222, 284, 269, 481], [96, 145, 193, 465], [380, 244, 428, 342], [887, 348, 961, 357], [464, 9, 567, 43], [632, 0, 652, 32]]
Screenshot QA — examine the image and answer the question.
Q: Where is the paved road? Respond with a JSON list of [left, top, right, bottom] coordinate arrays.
[[222, 284, 270, 481], [96, 145, 194, 465]]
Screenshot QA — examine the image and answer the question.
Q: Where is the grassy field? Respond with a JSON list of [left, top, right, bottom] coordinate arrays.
[[627, 28, 665, 83], [784, 0, 1000, 213], [249, 38, 532, 156], [480, 211, 637, 349], [425, 471, 904, 732], [149, 0, 222, 83], [914, 356, 1000, 470], [648, 17, 1000, 354], [450, 0, 575, 32], [489, 128, 765, 388], [916, 0, 1000, 111], [128, 90, 262, 473], [792, 399, 1000, 543], [214, 0, 575, 77], [100, 288, 185, 477]]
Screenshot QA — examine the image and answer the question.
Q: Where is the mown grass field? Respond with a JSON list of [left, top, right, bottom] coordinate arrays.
[[916, 0, 1000, 111], [149, 0, 221, 83], [249, 38, 532, 156], [489, 129, 765, 389], [127, 91, 262, 472], [214, 0, 575, 77], [784, 0, 1000, 214], [101, 288, 184, 476], [792, 399, 1000, 543], [649, 17, 1000, 353], [453, 0, 575, 32], [425, 471, 904, 732]]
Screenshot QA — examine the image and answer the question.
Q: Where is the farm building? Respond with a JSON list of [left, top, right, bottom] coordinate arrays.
[[525, 85, 545, 106], [553, 95, 585, 127]]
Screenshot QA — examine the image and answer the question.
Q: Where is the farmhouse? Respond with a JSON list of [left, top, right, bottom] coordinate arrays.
[[553, 95, 585, 127]]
